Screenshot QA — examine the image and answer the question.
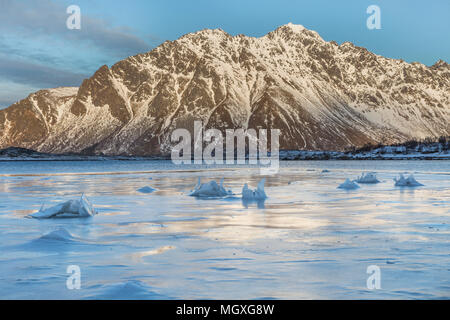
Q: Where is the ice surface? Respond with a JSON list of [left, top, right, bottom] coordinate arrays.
[[1, 160, 449, 299], [30, 194, 97, 219], [189, 178, 232, 198], [355, 172, 380, 184], [242, 179, 267, 200], [337, 178, 360, 190], [137, 186, 156, 193], [394, 174, 424, 187]]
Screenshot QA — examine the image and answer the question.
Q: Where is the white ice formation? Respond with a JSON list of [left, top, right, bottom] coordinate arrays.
[[394, 174, 424, 187], [30, 194, 97, 219], [242, 179, 267, 200], [337, 179, 360, 190], [355, 172, 380, 184], [189, 178, 232, 197]]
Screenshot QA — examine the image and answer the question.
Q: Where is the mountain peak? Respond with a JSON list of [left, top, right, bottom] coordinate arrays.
[[284, 22, 306, 32], [431, 59, 449, 70]]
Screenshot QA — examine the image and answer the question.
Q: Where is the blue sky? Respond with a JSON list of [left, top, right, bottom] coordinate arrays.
[[0, 0, 449, 107]]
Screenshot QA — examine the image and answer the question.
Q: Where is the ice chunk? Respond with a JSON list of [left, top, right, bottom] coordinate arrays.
[[30, 194, 97, 219], [355, 172, 380, 184], [87, 280, 171, 299], [337, 179, 360, 190], [189, 178, 232, 198], [39, 228, 75, 242], [137, 186, 156, 193], [242, 179, 267, 200], [394, 174, 424, 187]]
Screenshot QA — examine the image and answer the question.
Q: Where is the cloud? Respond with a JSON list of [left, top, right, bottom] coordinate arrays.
[[0, 0, 159, 107], [0, 55, 88, 89], [0, 81, 40, 108], [0, 0, 154, 58]]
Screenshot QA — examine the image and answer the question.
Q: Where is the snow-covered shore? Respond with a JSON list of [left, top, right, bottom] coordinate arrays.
[[1, 143, 449, 161]]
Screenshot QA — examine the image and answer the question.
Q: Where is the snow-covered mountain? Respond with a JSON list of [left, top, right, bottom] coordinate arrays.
[[1, 23, 449, 155]]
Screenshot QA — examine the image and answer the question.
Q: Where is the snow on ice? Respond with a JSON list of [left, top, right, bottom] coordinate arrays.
[[337, 179, 360, 190], [189, 178, 232, 198], [394, 174, 424, 187], [30, 194, 97, 219], [242, 179, 267, 200], [355, 172, 380, 184]]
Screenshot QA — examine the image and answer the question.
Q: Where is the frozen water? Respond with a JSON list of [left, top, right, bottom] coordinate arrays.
[[189, 178, 232, 198], [356, 172, 380, 184], [394, 174, 424, 187], [337, 178, 360, 190], [0, 160, 449, 299], [30, 194, 96, 219], [242, 179, 267, 200], [137, 186, 156, 193]]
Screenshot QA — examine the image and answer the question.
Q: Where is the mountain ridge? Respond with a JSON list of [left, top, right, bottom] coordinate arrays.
[[1, 23, 449, 155]]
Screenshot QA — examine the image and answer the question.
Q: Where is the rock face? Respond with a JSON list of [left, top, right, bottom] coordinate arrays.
[[1, 23, 449, 155]]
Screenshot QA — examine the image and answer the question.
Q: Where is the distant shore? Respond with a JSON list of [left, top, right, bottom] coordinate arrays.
[[0, 146, 448, 161]]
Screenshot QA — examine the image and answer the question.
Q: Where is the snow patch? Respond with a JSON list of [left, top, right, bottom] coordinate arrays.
[[285, 22, 306, 33]]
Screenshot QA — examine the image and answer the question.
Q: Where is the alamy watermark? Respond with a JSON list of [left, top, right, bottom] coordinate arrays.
[[66, 265, 81, 290], [366, 265, 381, 290], [366, 5, 381, 30], [170, 121, 280, 175], [66, 5, 81, 30]]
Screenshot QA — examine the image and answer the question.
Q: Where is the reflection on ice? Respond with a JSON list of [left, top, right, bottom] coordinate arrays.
[[129, 245, 175, 262]]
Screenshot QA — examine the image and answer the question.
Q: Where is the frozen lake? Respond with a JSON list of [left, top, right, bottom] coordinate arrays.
[[0, 160, 449, 299]]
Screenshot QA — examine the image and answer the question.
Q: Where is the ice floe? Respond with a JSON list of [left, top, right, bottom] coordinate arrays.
[[137, 186, 156, 193], [189, 178, 232, 198], [30, 194, 97, 219], [337, 179, 360, 190], [242, 179, 267, 200], [355, 172, 380, 184], [394, 174, 424, 187]]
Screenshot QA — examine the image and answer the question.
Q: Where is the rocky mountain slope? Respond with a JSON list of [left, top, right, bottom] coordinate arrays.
[[1, 23, 449, 155]]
